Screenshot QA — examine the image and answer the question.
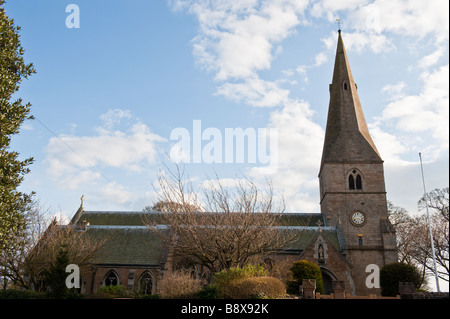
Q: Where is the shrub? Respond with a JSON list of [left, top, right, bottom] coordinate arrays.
[[213, 265, 267, 298], [0, 289, 47, 299], [228, 276, 286, 299], [195, 285, 220, 299], [96, 285, 127, 298], [158, 270, 204, 299], [380, 262, 422, 296], [288, 260, 324, 294]]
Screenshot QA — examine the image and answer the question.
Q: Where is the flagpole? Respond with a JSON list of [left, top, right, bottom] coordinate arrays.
[[419, 152, 440, 292]]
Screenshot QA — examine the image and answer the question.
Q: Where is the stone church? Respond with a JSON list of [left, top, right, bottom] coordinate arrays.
[[64, 31, 398, 296]]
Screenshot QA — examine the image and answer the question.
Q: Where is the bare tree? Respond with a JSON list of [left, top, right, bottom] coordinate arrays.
[[144, 200, 202, 213], [0, 200, 50, 289], [388, 188, 449, 286], [0, 201, 108, 291], [144, 165, 300, 278], [387, 201, 418, 265], [417, 188, 449, 283]]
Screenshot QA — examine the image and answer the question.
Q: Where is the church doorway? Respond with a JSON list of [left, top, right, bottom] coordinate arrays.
[[320, 268, 337, 295]]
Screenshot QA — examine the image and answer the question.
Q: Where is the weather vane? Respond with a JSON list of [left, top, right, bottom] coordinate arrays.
[[336, 18, 342, 32]]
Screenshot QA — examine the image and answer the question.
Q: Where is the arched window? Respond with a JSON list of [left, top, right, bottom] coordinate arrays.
[[348, 169, 363, 191], [103, 270, 120, 286], [348, 175, 355, 190], [138, 271, 153, 295], [343, 82, 348, 90], [356, 174, 362, 190]]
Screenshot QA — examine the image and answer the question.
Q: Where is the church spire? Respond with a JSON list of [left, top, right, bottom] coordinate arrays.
[[320, 31, 382, 167]]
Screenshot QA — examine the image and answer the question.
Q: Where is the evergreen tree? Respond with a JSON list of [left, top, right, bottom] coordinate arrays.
[[0, 1, 35, 253], [288, 260, 324, 294], [380, 262, 422, 296], [45, 246, 70, 298]]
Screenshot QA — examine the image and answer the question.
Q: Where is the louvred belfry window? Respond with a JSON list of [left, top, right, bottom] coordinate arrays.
[[349, 170, 363, 190]]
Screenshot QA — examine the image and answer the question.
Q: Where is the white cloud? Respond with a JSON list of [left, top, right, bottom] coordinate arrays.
[[247, 99, 324, 213], [356, 0, 448, 42], [314, 51, 328, 66], [321, 30, 394, 53], [372, 64, 449, 162], [368, 123, 409, 165], [311, 0, 369, 20], [177, 0, 313, 108], [44, 110, 166, 190], [295, 65, 309, 83], [381, 82, 407, 100], [96, 182, 134, 205], [215, 76, 290, 107], [99, 108, 132, 129], [417, 47, 445, 69], [172, 0, 309, 101], [315, 0, 448, 54], [311, 0, 449, 43]]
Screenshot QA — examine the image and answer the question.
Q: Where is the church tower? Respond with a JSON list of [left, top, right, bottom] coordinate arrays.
[[318, 30, 398, 295]]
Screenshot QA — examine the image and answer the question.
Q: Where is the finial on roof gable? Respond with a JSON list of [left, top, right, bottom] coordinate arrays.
[[316, 219, 323, 232]]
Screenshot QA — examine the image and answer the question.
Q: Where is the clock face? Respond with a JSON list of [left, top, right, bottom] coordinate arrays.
[[350, 211, 366, 226]]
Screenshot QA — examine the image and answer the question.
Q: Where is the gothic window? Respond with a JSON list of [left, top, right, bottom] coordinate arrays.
[[356, 174, 362, 190], [103, 270, 119, 286], [138, 271, 153, 295], [343, 82, 348, 90], [349, 175, 355, 190], [348, 169, 363, 190]]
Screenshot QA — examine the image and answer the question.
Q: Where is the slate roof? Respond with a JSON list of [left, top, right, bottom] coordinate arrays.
[[85, 226, 168, 266], [72, 210, 340, 265], [282, 228, 341, 252], [75, 210, 325, 227]]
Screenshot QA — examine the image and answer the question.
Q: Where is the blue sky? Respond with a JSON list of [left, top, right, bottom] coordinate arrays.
[[5, 0, 449, 222]]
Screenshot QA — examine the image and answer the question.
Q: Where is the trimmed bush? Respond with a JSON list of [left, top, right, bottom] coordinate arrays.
[[288, 260, 324, 294], [228, 276, 286, 299], [380, 262, 422, 296], [158, 270, 204, 299], [213, 265, 267, 298]]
